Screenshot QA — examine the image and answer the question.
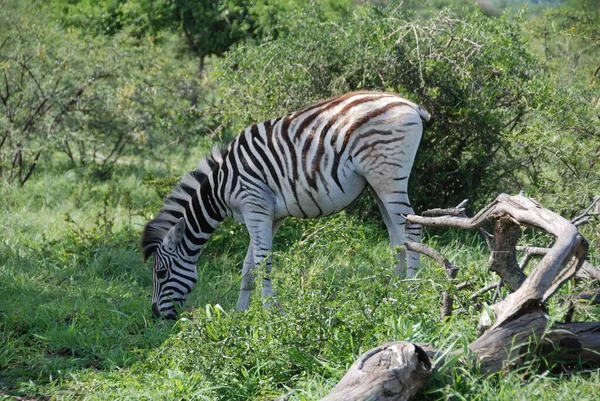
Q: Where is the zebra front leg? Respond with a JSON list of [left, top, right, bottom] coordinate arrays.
[[260, 219, 284, 310], [235, 245, 255, 311], [235, 213, 274, 311]]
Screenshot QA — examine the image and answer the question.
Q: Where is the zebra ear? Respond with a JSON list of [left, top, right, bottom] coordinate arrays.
[[163, 218, 186, 251]]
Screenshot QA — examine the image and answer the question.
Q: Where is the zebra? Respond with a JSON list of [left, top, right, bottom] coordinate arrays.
[[142, 91, 430, 319]]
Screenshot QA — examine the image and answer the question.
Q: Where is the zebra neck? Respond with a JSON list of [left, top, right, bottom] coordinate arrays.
[[179, 183, 224, 258]]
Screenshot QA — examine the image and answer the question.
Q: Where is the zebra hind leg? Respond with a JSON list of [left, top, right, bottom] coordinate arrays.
[[405, 220, 422, 276], [372, 191, 406, 275], [371, 188, 421, 277]]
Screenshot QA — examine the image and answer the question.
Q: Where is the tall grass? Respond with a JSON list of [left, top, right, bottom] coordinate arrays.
[[1, 155, 599, 400]]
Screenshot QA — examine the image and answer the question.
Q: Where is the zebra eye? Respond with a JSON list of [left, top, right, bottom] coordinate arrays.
[[156, 267, 167, 279]]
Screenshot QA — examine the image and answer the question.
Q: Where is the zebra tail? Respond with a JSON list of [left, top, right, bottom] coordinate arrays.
[[401, 98, 431, 122], [415, 106, 431, 122]]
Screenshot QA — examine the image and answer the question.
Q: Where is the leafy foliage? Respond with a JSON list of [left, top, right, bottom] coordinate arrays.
[[213, 5, 546, 210], [0, 2, 207, 185], [46, 0, 355, 73], [509, 0, 600, 216], [1, 0, 600, 400]]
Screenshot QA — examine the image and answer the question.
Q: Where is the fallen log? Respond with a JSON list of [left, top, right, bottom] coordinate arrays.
[[319, 342, 432, 401], [314, 193, 599, 401]]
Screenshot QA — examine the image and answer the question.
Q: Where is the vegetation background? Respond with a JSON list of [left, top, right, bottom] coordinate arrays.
[[1, 0, 599, 399]]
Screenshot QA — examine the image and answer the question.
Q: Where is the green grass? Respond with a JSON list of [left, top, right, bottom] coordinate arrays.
[[1, 158, 599, 400]]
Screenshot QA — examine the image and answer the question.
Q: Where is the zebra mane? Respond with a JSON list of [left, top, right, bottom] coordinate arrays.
[[141, 144, 228, 262]]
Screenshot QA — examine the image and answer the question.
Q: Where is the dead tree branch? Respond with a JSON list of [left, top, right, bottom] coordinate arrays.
[[409, 193, 590, 373], [517, 246, 600, 281], [470, 281, 500, 301], [570, 197, 599, 227], [404, 241, 458, 319], [314, 193, 598, 400]]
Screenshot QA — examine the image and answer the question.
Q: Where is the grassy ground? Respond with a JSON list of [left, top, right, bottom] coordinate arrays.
[[1, 156, 599, 400]]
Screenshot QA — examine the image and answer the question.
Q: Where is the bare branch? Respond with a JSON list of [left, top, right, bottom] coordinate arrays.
[[516, 246, 549, 256], [421, 207, 465, 217], [21, 96, 51, 134], [100, 132, 126, 167], [404, 241, 458, 274], [19, 149, 41, 186], [406, 195, 501, 230], [408, 193, 588, 327], [17, 58, 46, 98], [470, 282, 500, 301], [0, 129, 9, 151], [570, 196, 600, 227], [479, 228, 494, 250], [63, 140, 75, 166], [419, 199, 469, 218], [404, 240, 458, 319], [517, 246, 600, 281], [519, 253, 532, 271], [456, 281, 471, 290], [1, 69, 10, 104]]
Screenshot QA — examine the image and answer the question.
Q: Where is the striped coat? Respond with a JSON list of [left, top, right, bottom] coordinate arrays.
[[143, 91, 430, 319]]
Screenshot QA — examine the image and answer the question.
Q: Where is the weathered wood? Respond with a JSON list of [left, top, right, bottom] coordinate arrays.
[[422, 207, 465, 217], [544, 322, 600, 365], [470, 281, 500, 301], [578, 262, 600, 281], [319, 342, 432, 401], [408, 194, 588, 325], [301, 194, 598, 401], [518, 246, 600, 281], [488, 219, 526, 291], [490, 233, 587, 327], [421, 199, 468, 217], [570, 196, 600, 227], [407, 193, 594, 373], [470, 308, 549, 373], [469, 310, 600, 373]]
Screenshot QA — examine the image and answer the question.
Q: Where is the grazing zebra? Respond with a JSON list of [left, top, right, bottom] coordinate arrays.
[[142, 91, 430, 319]]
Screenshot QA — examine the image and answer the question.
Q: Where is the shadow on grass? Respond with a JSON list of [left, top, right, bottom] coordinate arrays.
[[0, 233, 174, 397]]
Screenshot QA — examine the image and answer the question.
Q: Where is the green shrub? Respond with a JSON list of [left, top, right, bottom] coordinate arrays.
[[0, 1, 208, 186], [212, 5, 547, 211], [513, 0, 600, 220]]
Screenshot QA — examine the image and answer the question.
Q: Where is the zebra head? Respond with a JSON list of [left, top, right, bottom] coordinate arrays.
[[149, 218, 198, 320]]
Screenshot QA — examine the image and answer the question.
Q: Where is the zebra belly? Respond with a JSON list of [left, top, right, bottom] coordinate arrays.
[[274, 173, 367, 219]]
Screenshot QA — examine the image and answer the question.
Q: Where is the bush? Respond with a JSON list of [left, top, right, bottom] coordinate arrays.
[[514, 0, 600, 216], [212, 5, 547, 211], [0, 2, 208, 185]]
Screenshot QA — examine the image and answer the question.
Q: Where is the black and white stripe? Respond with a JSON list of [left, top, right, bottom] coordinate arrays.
[[142, 91, 430, 318]]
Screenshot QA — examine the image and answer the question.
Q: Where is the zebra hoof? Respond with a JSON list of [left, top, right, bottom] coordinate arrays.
[[264, 299, 286, 315]]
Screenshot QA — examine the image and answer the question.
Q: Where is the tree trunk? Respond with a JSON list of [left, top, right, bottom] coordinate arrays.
[[488, 219, 526, 291]]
